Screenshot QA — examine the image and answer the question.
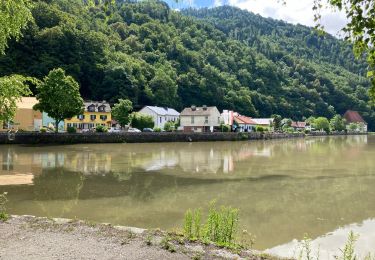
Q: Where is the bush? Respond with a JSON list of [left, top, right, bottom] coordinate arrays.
[[0, 192, 9, 222], [220, 124, 231, 132], [153, 127, 162, 132], [130, 112, 154, 130], [96, 125, 108, 133], [255, 126, 265, 132], [67, 126, 76, 133], [40, 127, 47, 133], [164, 121, 175, 132]]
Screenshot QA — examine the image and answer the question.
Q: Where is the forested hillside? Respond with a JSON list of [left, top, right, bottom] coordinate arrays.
[[1, 0, 374, 128]]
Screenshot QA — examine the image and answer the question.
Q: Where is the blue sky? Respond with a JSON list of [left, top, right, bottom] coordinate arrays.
[[163, 0, 347, 36]]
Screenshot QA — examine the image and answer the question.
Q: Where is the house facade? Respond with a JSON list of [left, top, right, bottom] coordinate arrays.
[[138, 106, 180, 129], [252, 118, 274, 130], [343, 110, 368, 132], [1, 97, 42, 131], [65, 101, 112, 131], [180, 106, 221, 132], [233, 115, 257, 132], [291, 121, 307, 131]]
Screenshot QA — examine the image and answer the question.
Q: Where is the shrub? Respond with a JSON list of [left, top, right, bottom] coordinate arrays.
[[255, 126, 264, 132], [40, 127, 47, 133], [164, 121, 175, 132], [67, 126, 76, 133], [130, 112, 154, 130], [220, 124, 231, 132], [153, 127, 162, 132], [96, 125, 108, 133]]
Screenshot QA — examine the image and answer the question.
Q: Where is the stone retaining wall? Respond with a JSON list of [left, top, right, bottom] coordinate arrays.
[[0, 132, 306, 145]]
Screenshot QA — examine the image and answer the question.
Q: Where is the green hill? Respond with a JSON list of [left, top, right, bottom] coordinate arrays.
[[1, 0, 374, 128]]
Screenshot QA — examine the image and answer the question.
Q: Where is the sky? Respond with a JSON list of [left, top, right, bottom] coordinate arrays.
[[165, 0, 348, 36]]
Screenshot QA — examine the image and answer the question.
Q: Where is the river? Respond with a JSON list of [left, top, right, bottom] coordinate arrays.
[[0, 136, 374, 258]]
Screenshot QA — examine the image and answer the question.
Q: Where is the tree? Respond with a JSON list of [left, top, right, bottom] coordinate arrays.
[[314, 117, 330, 133], [164, 121, 175, 132], [112, 99, 133, 127], [348, 122, 358, 132], [271, 114, 282, 131], [34, 68, 83, 132], [0, 0, 33, 54], [330, 114, 346, 132], [0, 75, 32, 125], [130, 112, 154, 130]]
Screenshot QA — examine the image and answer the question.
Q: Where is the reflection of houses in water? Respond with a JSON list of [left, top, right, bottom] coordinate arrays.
[[0, 148, 42, 176], [137, 150, 178, 172], [64, 152, 112, 175], [177, 148, 222, 174]]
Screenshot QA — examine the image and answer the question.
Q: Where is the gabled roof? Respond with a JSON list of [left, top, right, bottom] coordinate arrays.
[[84, 101, 111, 112], [142, 106, 180, 116], [234, 115, 257, 125], [180, 106, 219, 116], [252, 118, 273, 125], [291, 121, 307, 128], [343, 110, 366, 124]]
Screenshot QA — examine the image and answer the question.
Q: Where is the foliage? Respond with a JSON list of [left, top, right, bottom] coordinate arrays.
[[220, 124, 231, 132], [40, 127, 47, 133], [164, 121, 175, 131], [183, 202, 240, 248], [130, 112, 154, 130], [0, 0, 33, 54], [272, 114, 282, 131], [0, 75, 32, 123], [336, 231, 358, 260], [111, 99, 133, 127], [348, 123, 359, 132], [314, 117, 330, 133], [67, 126, 77, 133], [153, 127, 162, 132], [330, 114, 346, 132], [96, 125, 108, 133], [0, 192, 8, 221], [1, 1, 375, 128], [34, 68, 83, 132], [255, 126, 265, 132]]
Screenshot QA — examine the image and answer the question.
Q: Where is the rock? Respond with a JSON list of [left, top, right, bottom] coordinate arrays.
[[52, 218, 72, 225], [185, 245, 205, 254], [113, 225, 146, 234], [211, 249, 244, 259]]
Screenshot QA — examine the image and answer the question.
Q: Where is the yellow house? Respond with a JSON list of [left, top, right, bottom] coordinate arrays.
[[1, 97, 42, 131], [64, 101, 112, 131]]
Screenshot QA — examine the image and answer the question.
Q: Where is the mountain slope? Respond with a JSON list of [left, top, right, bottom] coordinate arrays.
[[0, 0, 374, 128]]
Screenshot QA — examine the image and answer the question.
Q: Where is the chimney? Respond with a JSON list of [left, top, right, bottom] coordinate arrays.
[[191, 105, 196, 111], [203, 105, 207, 111]]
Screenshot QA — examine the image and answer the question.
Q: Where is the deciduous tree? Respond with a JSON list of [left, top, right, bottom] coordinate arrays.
[[112, 99, 133, 127]]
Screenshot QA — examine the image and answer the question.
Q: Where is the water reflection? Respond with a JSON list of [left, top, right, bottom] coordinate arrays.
[[0, 136, 374, 253]]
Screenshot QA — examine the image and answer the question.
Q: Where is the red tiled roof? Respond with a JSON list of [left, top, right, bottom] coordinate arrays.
[[343, 110, 366, 124], [291, 121, 306, 128], [234, 115, 257, 125]]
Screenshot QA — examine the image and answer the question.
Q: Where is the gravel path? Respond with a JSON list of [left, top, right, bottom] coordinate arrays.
[[0, 216, 189, 260]]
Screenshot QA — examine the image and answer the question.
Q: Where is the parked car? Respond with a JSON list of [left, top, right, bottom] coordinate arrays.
[[128, 128, 141, 133], [108, 127, 121, 133], [143, 128, 154, 132]]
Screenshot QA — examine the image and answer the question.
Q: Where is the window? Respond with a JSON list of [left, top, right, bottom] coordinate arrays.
[[160, 117, 162, 123], [218, 117, 220, 124], [77, 115, 85, 120], [191, 116, 194, 124], [87, 105, 95, 112], [73, 123, 77, 128], [98, 105, 105, 112], [100, 115, 107, 121], [67, 123, 72, 128], [90, 115, 96, 121], [205, 116, 208, 124]]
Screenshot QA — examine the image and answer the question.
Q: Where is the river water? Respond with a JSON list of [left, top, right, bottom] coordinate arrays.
[[0, 136, 374, 258]]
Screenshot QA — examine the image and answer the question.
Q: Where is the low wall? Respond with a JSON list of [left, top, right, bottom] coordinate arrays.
[[0, 132, 305, 145]]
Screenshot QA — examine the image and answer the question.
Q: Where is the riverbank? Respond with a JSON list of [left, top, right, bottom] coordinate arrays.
[[0, 131, 366, 145], [0, 215, 281, 260]]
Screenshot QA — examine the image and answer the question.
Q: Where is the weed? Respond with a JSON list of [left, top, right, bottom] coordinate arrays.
[[297, 234, 320, 260], [0, 192, 9, 222], [161, 236, 176, 253], [183, 201, 241, 248], [335, 231, 358, 260], [145, 233, 152, 246], [192, 254, 202, 260]]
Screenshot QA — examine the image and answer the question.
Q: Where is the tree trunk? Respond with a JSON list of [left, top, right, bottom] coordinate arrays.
[[55, 120, 60, 133]]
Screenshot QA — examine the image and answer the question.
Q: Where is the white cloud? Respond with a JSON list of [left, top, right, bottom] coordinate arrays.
[[222, 0, 348, 36]]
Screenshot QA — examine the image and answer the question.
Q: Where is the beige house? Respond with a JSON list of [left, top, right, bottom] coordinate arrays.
[[1, 97, 42, 131], [180, 106, 221, 132]]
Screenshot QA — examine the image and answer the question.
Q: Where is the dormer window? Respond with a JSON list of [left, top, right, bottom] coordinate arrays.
[[87, 104, 95, 112], [98, 105, 106, 112]]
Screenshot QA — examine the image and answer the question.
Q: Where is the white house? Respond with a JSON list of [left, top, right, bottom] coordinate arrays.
[[138, 106, 180, 129], [180, 106, 221, 132]]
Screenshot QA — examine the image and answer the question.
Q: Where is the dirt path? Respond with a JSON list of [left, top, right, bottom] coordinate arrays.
[[0, 215, 276, 260]]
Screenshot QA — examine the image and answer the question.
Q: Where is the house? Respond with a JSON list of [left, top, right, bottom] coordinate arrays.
[[233, 115, 257, 132], [138, 106, 180, 129], [180, 106, 221, 132], [291, 121, 307, 131], [221, 110, 235, 126], [1, 97, 42, 131], [343, 110, 368, 132], [65, 101, 112, 131], [252, 118, 274, 130]]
